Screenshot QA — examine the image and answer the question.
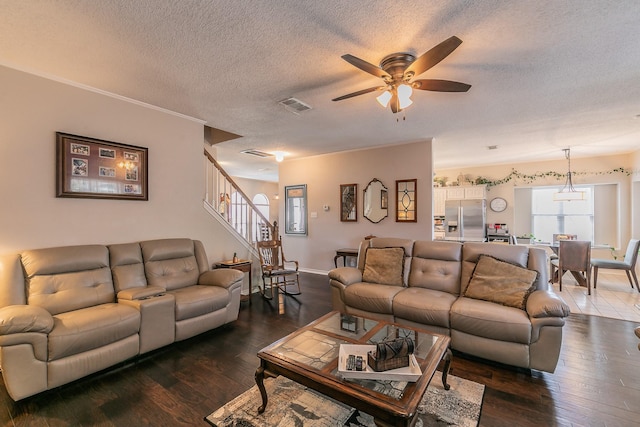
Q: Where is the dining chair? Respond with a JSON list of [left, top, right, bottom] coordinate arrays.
[[591, 239, 640, 293], [550, 240, 592, 294], [256, 237, 301, 299]]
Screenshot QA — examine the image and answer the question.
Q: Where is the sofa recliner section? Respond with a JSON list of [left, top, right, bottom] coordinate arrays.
[[329, 237, 571, 373], [0, 238, 243, 400]]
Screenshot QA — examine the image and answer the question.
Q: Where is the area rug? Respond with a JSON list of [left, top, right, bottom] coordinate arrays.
[[205, 373, 484, 427]]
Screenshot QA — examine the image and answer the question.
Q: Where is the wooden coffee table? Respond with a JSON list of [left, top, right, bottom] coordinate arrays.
[[255, 311, 452, 427]]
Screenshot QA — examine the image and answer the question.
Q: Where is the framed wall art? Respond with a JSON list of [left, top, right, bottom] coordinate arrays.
[[396, 178, 417, 222], [340, 183, 357, 222], [284, 184, 307, 235], [56, 132, 148, 200]]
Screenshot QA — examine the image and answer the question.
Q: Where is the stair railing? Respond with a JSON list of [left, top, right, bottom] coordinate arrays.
[[203, 150, 276, 245]]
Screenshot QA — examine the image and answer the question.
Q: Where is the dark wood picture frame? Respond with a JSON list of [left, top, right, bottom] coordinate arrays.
[[396, 178, 417, 222], [340, 183, 357, 222], [56, 132, 148, 200]]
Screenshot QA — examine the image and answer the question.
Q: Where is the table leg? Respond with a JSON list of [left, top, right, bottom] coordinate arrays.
[[441, 349, 452, 391], [255, 362, 277, 414], [570, 270, 587, 287], [255, 364, 268, 413]]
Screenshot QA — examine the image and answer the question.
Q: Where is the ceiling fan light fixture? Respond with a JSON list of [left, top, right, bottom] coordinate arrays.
[[397, 84, 413, 101], [376, 90, 392, 108]]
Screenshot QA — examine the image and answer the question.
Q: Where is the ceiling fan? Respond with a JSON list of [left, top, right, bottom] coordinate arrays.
[[332, 36, 471, 113]]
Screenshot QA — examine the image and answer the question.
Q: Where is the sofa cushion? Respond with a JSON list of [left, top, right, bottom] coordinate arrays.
[[343, 283, 404, 314], [460, 243, 532, 294], [409, 241, 462, 294], [464, 255, 537, 310], [48, 303, 140, 360], [450, 297, 532, 344], [109, 243, 147, 292], [141, 239, 202, 291], [170, 285, 231, 321], [362, 247, 405, 287], [22, 245, 115, 315], [144, 256, 200, 291], [393, 288, 457, 328]]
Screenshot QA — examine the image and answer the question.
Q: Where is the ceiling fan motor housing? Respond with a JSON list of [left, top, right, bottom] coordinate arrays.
[[379, 53, 416, 84]]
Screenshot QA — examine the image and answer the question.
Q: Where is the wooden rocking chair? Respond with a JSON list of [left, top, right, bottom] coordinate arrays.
[[256, 237, 301, 299]]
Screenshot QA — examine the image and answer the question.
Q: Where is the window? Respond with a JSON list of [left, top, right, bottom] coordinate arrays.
[[530, 186, 594, 243]]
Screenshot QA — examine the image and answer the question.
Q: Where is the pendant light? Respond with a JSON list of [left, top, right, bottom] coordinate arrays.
[[553, 148, 586, 201]]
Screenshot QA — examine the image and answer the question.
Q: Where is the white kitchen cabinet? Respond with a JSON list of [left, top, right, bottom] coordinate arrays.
[[433, 188, 447, 216], [445, 187, 466, 200], [433, 185, 487, 216], [464, 186, 487, 199]]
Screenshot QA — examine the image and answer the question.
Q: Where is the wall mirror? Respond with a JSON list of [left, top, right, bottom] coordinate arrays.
[[396, 179, 417, 222], [363, 178, 388, 223], [284, 184, 307, 235], [340, 184, 357, 222]]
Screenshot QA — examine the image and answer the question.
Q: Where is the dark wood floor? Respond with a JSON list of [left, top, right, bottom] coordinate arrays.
[[1, 273, 639, 426]]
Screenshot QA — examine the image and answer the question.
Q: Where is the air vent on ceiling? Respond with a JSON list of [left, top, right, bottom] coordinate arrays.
[[278, 97, 312, 115], [241, 149, 274, 158]]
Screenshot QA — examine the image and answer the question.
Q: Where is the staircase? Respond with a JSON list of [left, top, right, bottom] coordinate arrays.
[[203, 150, 276, 255]]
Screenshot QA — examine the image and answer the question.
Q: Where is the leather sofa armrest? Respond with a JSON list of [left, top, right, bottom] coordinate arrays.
[[199, 269, 244, 289], [328, 267, 363, 286], [0, 305, 54, 335], [117, 286, 166, 301], [526, 290, 570, 318]]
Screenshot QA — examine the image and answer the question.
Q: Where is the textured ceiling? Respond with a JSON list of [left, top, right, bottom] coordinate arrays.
[[2, 0, 639, 182]]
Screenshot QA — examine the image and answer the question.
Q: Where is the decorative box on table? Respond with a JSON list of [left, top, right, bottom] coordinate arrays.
[[367, 337, 415, 372], [338, 337, 420, 382]]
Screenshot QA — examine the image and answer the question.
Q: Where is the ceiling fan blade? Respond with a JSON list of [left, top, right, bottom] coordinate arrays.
[[412, 79, 471, 92], [404, 36, 463, 77], [332, 86, 385, 101], [341, 54, 391, 79]]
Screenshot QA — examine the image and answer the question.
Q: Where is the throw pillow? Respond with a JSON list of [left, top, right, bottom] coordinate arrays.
[[464, 254, 538, 310], [362, 247, 405, 287]]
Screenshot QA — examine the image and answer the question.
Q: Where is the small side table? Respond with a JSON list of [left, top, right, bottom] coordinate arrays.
[[215, 260, 252, 303], [334, 248, 358, 268]]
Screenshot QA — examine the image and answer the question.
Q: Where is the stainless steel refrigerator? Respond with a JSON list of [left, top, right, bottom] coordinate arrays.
[[444, 199, 486, 242]]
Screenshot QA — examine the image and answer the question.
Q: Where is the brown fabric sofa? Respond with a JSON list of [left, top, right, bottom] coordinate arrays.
[[0, 238, 243, 400], [329, 237, 571, 373]]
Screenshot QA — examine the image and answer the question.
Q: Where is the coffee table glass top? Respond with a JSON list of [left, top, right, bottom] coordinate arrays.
[[262, 311, 446, 400]]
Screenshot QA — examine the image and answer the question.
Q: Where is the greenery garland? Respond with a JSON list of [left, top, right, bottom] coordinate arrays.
[[471, 167, 636, 188]]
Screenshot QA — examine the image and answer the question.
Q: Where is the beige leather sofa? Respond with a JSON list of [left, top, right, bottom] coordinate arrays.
[[329, 237, 571, 373], [0, 238, 243, 400]]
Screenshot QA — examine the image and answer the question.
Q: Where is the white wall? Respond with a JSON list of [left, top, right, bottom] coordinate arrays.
[[632, 151, 640, 238], [278, 141, 433, 272], [0, 65, 246, 264]]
